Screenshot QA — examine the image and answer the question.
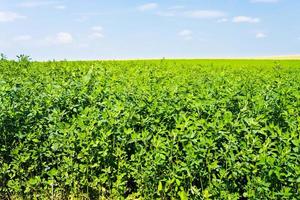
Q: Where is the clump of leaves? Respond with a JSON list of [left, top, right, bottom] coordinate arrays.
[[0, 53, 7, 61], [16, 54, 32, 68]]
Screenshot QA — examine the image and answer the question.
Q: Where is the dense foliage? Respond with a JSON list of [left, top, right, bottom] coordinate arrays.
[[0, 58, 300, 199]]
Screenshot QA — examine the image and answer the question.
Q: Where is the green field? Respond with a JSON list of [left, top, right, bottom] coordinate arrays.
[[1, 58, 300, 199]]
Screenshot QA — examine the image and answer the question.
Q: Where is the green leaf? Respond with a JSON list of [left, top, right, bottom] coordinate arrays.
[[158, 181, 163, 193], [178, 190, 188, 200]]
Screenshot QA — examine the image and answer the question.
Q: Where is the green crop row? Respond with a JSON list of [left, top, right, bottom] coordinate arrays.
[[0, 57, 300, 199]]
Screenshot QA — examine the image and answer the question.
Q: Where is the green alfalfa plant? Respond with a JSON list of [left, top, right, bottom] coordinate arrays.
[[272, 61, 284, 79], [0, 53, 7, 61], [0, 53, 8, 70], [16, 54, 32, 69]]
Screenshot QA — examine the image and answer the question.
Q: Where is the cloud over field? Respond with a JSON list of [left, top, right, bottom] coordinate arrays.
[[89, 26, 104, 39], [17, 1, 66, 10], [178, 29, 193, 40], [184, 10, 226, 19], [233, 16, 260, 23], [256, 32, 267, 38], [43, 32, 73, 45], [13, 35, 32, 42], [157, 9, 226, 21], [55, 5, 66, 10], [217, 18, 229, 23], [138, 3, 158, 11], [55, 32, 73, 44], [0, 11, 26, 22], [250, 0, 279, 3]]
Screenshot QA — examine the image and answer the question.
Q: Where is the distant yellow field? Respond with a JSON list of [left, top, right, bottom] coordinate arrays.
[[213, 55, 300, 60], [122, 55, 300, 61], [254, 55, 300, 60]]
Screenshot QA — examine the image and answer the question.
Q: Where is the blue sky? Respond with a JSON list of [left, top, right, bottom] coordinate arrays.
[[0, 0, 300, 60]]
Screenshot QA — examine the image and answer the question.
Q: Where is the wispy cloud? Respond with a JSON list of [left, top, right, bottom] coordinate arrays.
[[156, 11, 176, 17], [0, 11, 26, 22], [75, 12, 106, 22], [178, 29, 193, 40], [250, 0, 279, 3], [157, 9, 226, 20], [55, 5, 66, 10], [18, 1, 65, 10], [184, 10, 226, 19], [233, 16, 260, 23], [43, 32, 73, 45], [168, 5, 185, 10], [56, 32, 73, 44], [217, 18, 229, 23], [137, 3, 158, 11], [91, 26, 103, 32], [256, 32, 267, 38], [13, 35, 32, 42], [89, 26, 104, 39], [18, 1, 59, 8], [89, 32, 104, 39]]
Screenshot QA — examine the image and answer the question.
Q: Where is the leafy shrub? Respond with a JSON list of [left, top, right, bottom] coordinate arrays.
[[16, 54, 32, 68], [0, 53, 7, 61]]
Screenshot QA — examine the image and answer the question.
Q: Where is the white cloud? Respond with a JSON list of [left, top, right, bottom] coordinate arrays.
[[91, 26, 103, 32], [13, 35, 32, 41], [250, 0, 279, 3], [18, 1, 65, 10], [76, 16, 89, 22], [89, 32, 104, 39], [156, 8, 226, 20], [178, 29, 193, 40], [233, 16, 260, 23], [18, 1, 60, 8], [256, 32, 267, 38], [156, 11, 176, 17], [89, 26, 104, 39], [44, 32, 73, 45], [75, 12, 104, 22], [138, 3, 158, 11], [56, 32, 73, 44], [178, 30, 192, 37], [55, 5, 66, 10], [184, 10, 226, 19], [168, 5, 185, 10], [217, 18, 228, 23], [0, 11, 26, 22]]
